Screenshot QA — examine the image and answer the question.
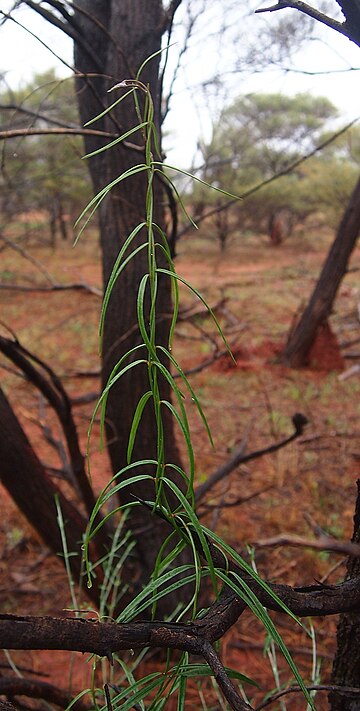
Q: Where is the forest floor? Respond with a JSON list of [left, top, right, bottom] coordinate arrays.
[[1, 226, 360, 710]]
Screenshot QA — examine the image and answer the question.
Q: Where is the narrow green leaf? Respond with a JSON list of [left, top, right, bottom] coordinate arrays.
[[99, 238, 147, 348], [136, 45, 173, 82], [84, 88, 136, 125], [177, 664, 258, 686], [161, 399, 195, 488], [203, 527, 304, 628], [157, 269, 235, 361], [127, 391, 153, 463], [154, 239, 179, 351], [155, 169, 198, 229], [74, 164, 148, 234], [99, 358, 147, 449], [83, 122, 148, 158], [158, 345, 214, 448], [162, 478, 218, 597], [177, 674, 187, 711], [154, 161, 242, 201], [117, 565, 197, 623], [137, 274, 156, 358], [215, 569, 315, 710]]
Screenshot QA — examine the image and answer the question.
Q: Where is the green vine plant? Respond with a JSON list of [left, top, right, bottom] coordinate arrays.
[[70, 53, 316, 711]]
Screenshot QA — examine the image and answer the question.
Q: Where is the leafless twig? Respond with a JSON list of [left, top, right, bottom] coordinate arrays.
[[195, 413, 308, 502], [256, 534, 360, 557], [255, 683, 360, 710]]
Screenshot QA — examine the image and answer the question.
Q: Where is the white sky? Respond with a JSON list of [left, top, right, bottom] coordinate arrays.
[[1, 1, 360, 167]]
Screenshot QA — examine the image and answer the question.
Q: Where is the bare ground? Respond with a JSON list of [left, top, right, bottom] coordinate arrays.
[[1, 229, 360, 709]]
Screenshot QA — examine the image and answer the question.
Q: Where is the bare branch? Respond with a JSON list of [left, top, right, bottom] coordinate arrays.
[[0, 335, 97, 520], [255, 0, 360, 47], [0, 282, 102, 296], [255, 684, 360, 710], [0, 103, 81, 130], [0, 677, 89, 711], [23, 0, 103, 72], [201, 640, 253, 711], [160, 0, 183, 34], [195, 413, 308, 502], [0, 232, 57, 285], [256, 533, 360, 557], [198, 485, 274, 513], [255, 2, 345, 35], [0, 8, 75, 75], [0, 126, 117, 140]]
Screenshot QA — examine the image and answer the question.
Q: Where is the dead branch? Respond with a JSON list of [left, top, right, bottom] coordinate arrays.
[[2, 556, 360, 659], [0, 233, 102, 296], [0, 126, 118, 140], [0, 103, 85, 130], [198, 485, 274, 513], [195, 413, 308, 502], [22, 0, 103, 74], [0, 232, 57, 286], [0, 611, 252, 711], [3, 510, 360, 711], [255, 684, 360, 710], [255, 1, 360, 47], [0, 335, 97, 519], [0, 678, 89, 711], [339, 364, 360, 381], [0, 282, 102, 296], [0, 386, 102, 606], [254, 2, 345, 36], [255, 533, 360, 557]]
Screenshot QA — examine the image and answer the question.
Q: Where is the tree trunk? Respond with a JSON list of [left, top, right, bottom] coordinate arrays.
[[281, 174, 360, 367], [330, 480, 360, 710], [58, 199, 69, 241], [49, 205, 57, 248], [73, 1, 187, 584], [0, 387, 101, 606]]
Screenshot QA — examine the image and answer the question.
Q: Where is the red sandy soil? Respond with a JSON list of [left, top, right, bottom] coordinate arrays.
[[1, 234, 360, 709]]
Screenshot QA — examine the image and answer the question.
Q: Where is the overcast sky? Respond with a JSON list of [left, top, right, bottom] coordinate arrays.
[[1, 1, 360, 167]]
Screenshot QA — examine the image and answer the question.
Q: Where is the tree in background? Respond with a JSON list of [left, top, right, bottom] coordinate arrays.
[[0, 70, 91, 245], [193, 92, 349, 249], [254, 2, 360, 708]]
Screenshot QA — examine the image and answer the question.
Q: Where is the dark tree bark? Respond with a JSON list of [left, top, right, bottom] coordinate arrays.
[[330, 481, 360, 710], [281, 174, 360, 366], [0, 387, 101, 605]]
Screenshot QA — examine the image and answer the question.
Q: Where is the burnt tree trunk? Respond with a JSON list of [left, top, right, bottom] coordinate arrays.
[[73, 1, 187, 584], [281, 174, 360, 367], [330, 480, 360, 710]]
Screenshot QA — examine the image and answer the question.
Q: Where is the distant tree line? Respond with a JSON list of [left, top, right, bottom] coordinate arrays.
[[192, 92, 360, 250]]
